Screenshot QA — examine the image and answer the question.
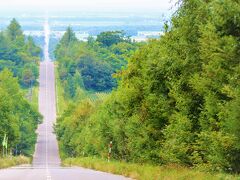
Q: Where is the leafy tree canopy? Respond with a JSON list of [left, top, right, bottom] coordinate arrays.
[[56, 0, 240, 173], [96, 31, 129, 47], [55, 28, 141, 100], [0, 19, 41, 88]]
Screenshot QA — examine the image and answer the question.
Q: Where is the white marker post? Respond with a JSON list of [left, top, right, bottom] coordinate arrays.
[[108, 141, 112, 162], [2, 134, 7, 157]]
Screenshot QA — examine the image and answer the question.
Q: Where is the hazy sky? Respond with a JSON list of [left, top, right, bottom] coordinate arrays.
[[0, 0, 177, 13]]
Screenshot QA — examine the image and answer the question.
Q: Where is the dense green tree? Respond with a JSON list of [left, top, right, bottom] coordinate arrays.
[[0, 69, 41, 156], [56, 0, 240, 173], [0, 19, 42, 156], [59, 27, 78, 47], [25, 36, 41, 57], [6, 18, 24, 42], [0, 19, 41, 87], [96, 31, 129, 47], [55, 28, 140, 98], [77, 55, 116, 91]]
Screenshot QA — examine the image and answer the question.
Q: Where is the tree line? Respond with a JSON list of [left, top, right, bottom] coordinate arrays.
[[54, 28, 142, 100], [0, 19, 42, 156], [56, 0, 240, 173]]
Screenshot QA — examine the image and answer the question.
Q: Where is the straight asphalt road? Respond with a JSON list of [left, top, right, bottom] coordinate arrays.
[[0, 20, 129, 180]]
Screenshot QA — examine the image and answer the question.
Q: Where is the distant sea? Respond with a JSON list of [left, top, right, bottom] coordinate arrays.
[[0, 11, 170, 36], [0, 11, 171, 59]]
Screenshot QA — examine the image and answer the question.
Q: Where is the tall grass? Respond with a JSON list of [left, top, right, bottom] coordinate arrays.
[[31, 86, 39, 109], [63, 157, 239, 180], [55, 63, 68, 116], [23, 85, 38, 109], [0, 156, 30, 169]]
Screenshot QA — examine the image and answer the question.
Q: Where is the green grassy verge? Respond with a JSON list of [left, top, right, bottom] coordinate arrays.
[[31, 86, 39, 109], [62, 157, 239, 180], [23, 86, 39, 109], [55, 63, 68, 116], [0, 156, 30, 169]]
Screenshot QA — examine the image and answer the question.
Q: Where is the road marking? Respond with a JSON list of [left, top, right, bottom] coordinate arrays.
[[45, 61, 48, 169]]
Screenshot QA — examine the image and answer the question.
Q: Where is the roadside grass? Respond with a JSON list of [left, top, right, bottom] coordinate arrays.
[[23, 85, 39, 109], [62, 157, 239, 180], [31, 86, 39, 109], [55, 63, 68, 116], [0, 156, 30, 169]]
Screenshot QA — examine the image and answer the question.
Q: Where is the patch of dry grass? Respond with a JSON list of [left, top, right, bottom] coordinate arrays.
[[0, 156, 30, 169]]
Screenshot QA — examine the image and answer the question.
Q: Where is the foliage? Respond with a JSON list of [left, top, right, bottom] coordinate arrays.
[[0, 19, 42, 156], [96, 31, 130, 47], [0, 70, 42, 156], [56, 0, 240, 174], [54, 28, 140, 100], [0, 18, 41, 88], [59, 27, 78, 47]]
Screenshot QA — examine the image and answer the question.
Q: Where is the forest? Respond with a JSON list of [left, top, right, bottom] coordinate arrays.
[[55, 0, 240, 173], [0, 19, 42, 156], [54, 28, 142, 99]]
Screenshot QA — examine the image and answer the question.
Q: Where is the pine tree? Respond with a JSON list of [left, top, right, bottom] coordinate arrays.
[[60, 27, 78, 47], [7, 18, 24, 42]]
